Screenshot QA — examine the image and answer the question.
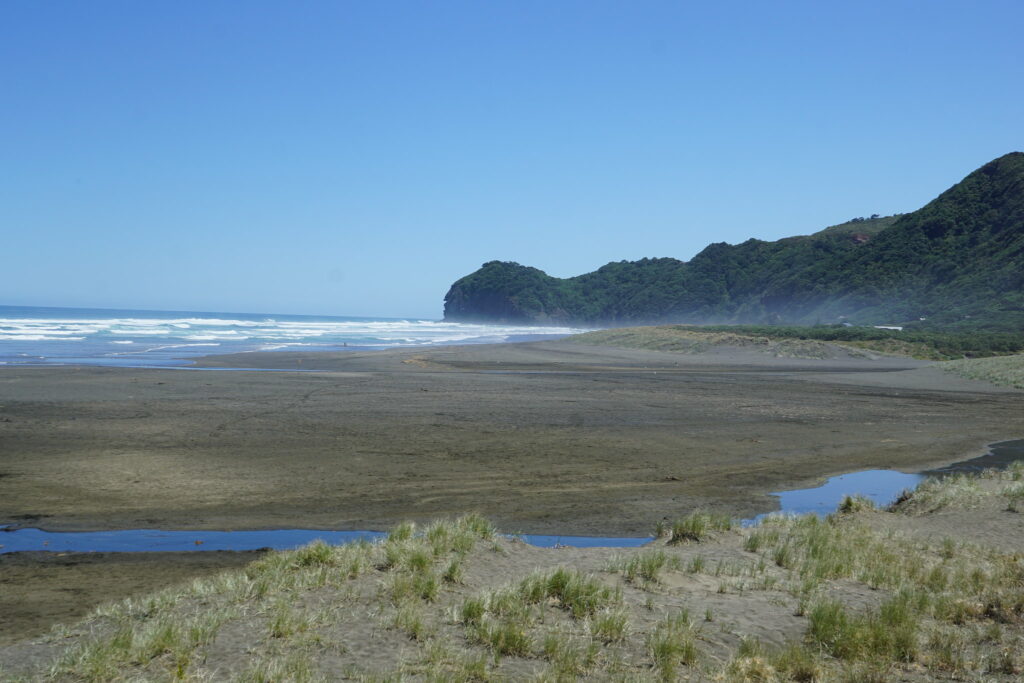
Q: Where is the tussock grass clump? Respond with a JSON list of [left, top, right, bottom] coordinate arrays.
[[589, 607, 629, 643], [391, 602, 430, 641], [1009, 460, 1024, 481], [459, 597, 486, 626], [664, 510, 733, 544], [648, 610, 699, 680], [769, 640, 823, 681], [736, 634, 765, 658], [754, 513, 920, 589], [289, 539, 334, 567], [724, 638, 789, 682], [470, 618, 532, 656], [49, 611, 232, 681], [541, 631, 597, 678], [388, 520, 416, 542], [416, 641, 493, 683], [245, 536, 376, 592], [380, 539, 430, 572], [442, 554, 465, 584], [723, 653, 778, 681], [545, 567, 622, 619], [743, 526, 780, 553], [1004, 482, 1024, 512], [807, 593, 919, 663], [459, 567, 622, 660], [837, 493, 876, 514], [386, 569, 440, 603], [467, 567, 621, 623], [421, 513, 494, 555], [379, 514, 496, 599], [608, 548, 680, 585], [239, 651, 316, 683], [268, 600, 312, 639], [380, 515, 494, 567]]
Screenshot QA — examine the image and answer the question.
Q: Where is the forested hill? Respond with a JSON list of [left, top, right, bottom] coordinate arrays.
[[443, 152, 1024, 331]]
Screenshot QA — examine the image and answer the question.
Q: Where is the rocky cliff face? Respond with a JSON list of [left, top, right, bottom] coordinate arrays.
[[443, 153, 1024, 331]]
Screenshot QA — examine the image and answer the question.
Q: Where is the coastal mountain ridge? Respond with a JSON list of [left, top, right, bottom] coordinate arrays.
[[443, 152, 1024, 330]]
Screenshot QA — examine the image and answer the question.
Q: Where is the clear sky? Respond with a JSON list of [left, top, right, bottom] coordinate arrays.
[[3, 1, 1022, 318]]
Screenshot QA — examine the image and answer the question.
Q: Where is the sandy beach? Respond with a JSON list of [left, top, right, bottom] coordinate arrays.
[[2, 340, 1020, 536], [2, 340, 1022, 646]]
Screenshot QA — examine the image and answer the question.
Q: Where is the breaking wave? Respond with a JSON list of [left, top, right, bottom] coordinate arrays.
[[0, 306, 591, 368]]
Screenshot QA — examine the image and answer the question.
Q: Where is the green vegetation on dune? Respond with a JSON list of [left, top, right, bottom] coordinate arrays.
[[9, 470, 1024, 681], [569, 324, 1024, 360], [940, 354, 1024, 389], [444, 152, 1024, 331]]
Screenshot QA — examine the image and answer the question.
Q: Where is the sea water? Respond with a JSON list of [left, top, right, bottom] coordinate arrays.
[[0, 305, 589, 368]]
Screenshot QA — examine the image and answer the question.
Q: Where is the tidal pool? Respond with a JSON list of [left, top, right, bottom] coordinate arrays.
[[2, 440, 1020, 554], [744, 438, 1024, 525], [740, 469, 922, 527]]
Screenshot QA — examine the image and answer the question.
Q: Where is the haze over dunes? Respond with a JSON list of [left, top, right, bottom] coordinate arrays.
[[445, 153, 1024, 331]]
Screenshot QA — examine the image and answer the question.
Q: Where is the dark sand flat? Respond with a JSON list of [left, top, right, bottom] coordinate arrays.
[[1, 340, 1022, 646], [2, 341, 1019, 536], [0, 550, 264, 646]]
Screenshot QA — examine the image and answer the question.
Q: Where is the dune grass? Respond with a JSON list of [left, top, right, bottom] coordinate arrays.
[[836, 493, 876, 514], [10, 475, 1024, 681], [893, 460, 1024, 514], [569, 324, 1023, 361], [940, 353, 1024, 389], [648, 610, 700, 681], [567, 326, 863, 360], [655, 509, 734, 544], [736, 477, 1024, 677], [606, 549, 681, 586]]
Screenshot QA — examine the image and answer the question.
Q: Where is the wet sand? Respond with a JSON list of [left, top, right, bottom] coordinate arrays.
[[2, 340, 1020, 536], [1, 340, 1022, 645], [0, 550, 264, 646]]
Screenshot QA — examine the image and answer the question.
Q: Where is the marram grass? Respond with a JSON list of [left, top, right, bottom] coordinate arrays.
[[940, 353, 1024, 389], [12, 479, 1024, 681]]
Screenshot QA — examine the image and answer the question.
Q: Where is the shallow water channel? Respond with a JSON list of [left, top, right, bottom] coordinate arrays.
[[2, 440, 1021, 554]]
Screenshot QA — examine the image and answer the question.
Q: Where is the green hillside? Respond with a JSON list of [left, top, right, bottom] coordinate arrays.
[[443, 153, 1024, 331]]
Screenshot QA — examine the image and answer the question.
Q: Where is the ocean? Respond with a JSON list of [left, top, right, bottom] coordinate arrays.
[[0, 305, 590, 369]]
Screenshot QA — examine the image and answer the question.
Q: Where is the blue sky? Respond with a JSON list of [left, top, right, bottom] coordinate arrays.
[[2, 1, 1022, 318]]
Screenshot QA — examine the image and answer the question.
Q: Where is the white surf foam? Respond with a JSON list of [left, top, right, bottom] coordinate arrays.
[[0, 335, 87, 341], [0, 312, 594, 366]]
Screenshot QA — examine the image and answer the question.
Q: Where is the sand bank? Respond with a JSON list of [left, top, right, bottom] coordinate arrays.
[[1, 341, 1020, 537]]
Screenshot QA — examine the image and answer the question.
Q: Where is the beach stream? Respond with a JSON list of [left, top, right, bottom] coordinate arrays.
[[3, 440, 1021, 554]]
